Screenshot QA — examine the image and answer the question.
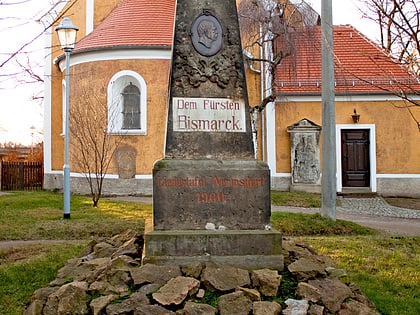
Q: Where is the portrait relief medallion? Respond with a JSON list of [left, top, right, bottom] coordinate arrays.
[[191, 13, 223, 56]]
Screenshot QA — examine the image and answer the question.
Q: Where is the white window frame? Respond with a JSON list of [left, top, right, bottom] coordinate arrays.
[[107, 70, 147, 135]]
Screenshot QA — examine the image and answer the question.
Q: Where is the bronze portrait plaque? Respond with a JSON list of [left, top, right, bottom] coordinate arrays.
[[191, 13, 223, 56]]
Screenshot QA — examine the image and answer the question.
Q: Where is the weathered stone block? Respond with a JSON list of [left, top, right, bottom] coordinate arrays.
[[143, 230, 283, 270], [153, 159, 271, 230]]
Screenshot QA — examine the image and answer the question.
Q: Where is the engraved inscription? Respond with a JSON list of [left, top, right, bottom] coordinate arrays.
[[157, 174, 267, 205], [173, 97, 246, 132]]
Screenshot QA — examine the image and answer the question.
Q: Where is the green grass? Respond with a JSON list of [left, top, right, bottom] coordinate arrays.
[[0, 190, 419, 314], [271, 212, 376, 236], [0, 190, 151, 240], [0, 243, 84, 315], [271, 190, 321, 207], [303, 236, 420, 315]]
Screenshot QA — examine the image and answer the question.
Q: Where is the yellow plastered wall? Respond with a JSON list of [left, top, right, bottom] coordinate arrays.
[[51, 59, 170, 174], [275, 99, 420, 174], [94, 0, 120, 28]]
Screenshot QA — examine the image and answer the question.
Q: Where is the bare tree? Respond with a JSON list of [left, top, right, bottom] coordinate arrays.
[[355, 0, 420, 128], [69, 82, 125, 207], [238, 0, 320, 112], [362, 0, 419, 76]]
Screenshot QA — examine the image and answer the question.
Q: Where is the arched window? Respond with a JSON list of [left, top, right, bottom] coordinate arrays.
[[122, 83, 141, 129], [107, 70, 147, 135]]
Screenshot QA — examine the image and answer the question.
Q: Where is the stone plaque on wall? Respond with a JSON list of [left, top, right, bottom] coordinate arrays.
[[287, 119, 322, 190], [116, 146, 137, 179]]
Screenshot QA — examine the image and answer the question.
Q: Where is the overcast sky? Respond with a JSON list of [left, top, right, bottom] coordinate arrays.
[[0, 0, 52, 145], [0, 0, 378, 146]]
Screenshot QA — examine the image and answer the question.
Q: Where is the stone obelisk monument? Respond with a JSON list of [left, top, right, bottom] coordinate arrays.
[[143, 0, 283, 270]]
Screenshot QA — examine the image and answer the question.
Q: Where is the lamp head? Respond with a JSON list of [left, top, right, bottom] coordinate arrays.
[[55, 17, 79, 51]]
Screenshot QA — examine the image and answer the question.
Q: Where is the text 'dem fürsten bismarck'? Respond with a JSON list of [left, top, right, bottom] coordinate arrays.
[[173, 97, 246, 132]]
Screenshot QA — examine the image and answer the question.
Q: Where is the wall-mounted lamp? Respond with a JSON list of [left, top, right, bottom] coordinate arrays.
[[352, 108, 360, 123]]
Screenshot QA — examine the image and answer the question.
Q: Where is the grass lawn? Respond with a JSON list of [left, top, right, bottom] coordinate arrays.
[[0, 190, 419, 314]]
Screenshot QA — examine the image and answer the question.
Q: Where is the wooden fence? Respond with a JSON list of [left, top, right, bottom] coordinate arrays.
[[1, 161, 43, 191]]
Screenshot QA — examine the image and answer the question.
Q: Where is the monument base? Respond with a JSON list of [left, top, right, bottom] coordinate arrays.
[[153, 159, 271, 230], [143, 230, 284, 270]]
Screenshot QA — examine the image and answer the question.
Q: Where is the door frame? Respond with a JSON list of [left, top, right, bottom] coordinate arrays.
[[336, 124, 376, 192]]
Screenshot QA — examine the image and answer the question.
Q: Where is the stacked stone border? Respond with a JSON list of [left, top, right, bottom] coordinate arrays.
[[25, 229, 380, 315]]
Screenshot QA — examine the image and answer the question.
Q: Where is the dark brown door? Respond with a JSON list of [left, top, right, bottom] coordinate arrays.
[[341, 129, 370, 187]]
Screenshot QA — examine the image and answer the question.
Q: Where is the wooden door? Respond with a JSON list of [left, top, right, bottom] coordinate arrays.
[[341, 129, 370, 187]]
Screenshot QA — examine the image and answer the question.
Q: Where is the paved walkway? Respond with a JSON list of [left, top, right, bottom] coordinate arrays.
[[271, 196, 420, 236], [337, 196, 420, 219]]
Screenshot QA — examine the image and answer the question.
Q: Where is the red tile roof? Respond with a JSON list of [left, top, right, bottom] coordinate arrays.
[[276, 25, 420, 95], [75, 0, 175, 51]]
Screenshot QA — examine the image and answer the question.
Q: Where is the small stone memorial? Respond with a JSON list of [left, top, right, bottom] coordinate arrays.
[[143, 0, 283, 270], [287, 119, 322, 193]]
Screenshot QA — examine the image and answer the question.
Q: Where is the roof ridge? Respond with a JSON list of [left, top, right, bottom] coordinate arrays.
[[276, 24, 420, 94], [75, 0, 175, 51]]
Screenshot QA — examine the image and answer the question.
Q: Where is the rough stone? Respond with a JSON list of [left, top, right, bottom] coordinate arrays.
[[25, 231, 380, 315], [133, 304, 176, 315], [252, 301, 282, 315], [308, 278, 354, 313], [251, 268, 281, 297], [50, 257, 110, 286], [90, 269, 132, 295], [112, 237, 141, 258], [196, 288, 205, 299], [90, 295, 117, 315], [217, 291, 253, 315], [181, 261, 203, 278], [106, 255, 139, 270], [339, 300, 381, 315], [282, 240, 318, 261], [26, 286, 58, 306], [295, 282, 321, 302], [287, 257, 326, 281], [107, 229, 140, 247], [131, 263, 182, 286], [23, 300, 44, 315], [308, 304, 324, 315], [283, 298, 309, 315], [43, 281, 90, 315], [348, 282, 378, 309], [105, 292, 150, 315], [138, 283, 161, 295], [236, 286, 261, 301], [183, 301, 217, 315], [201, 263, 250, 292], [152, 276, 200, 306], [92, 242, 116, 258], [326, 266, 350, 283]]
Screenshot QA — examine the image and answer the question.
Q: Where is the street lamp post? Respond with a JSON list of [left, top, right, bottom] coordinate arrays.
[[55, 17, 78, 219]]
